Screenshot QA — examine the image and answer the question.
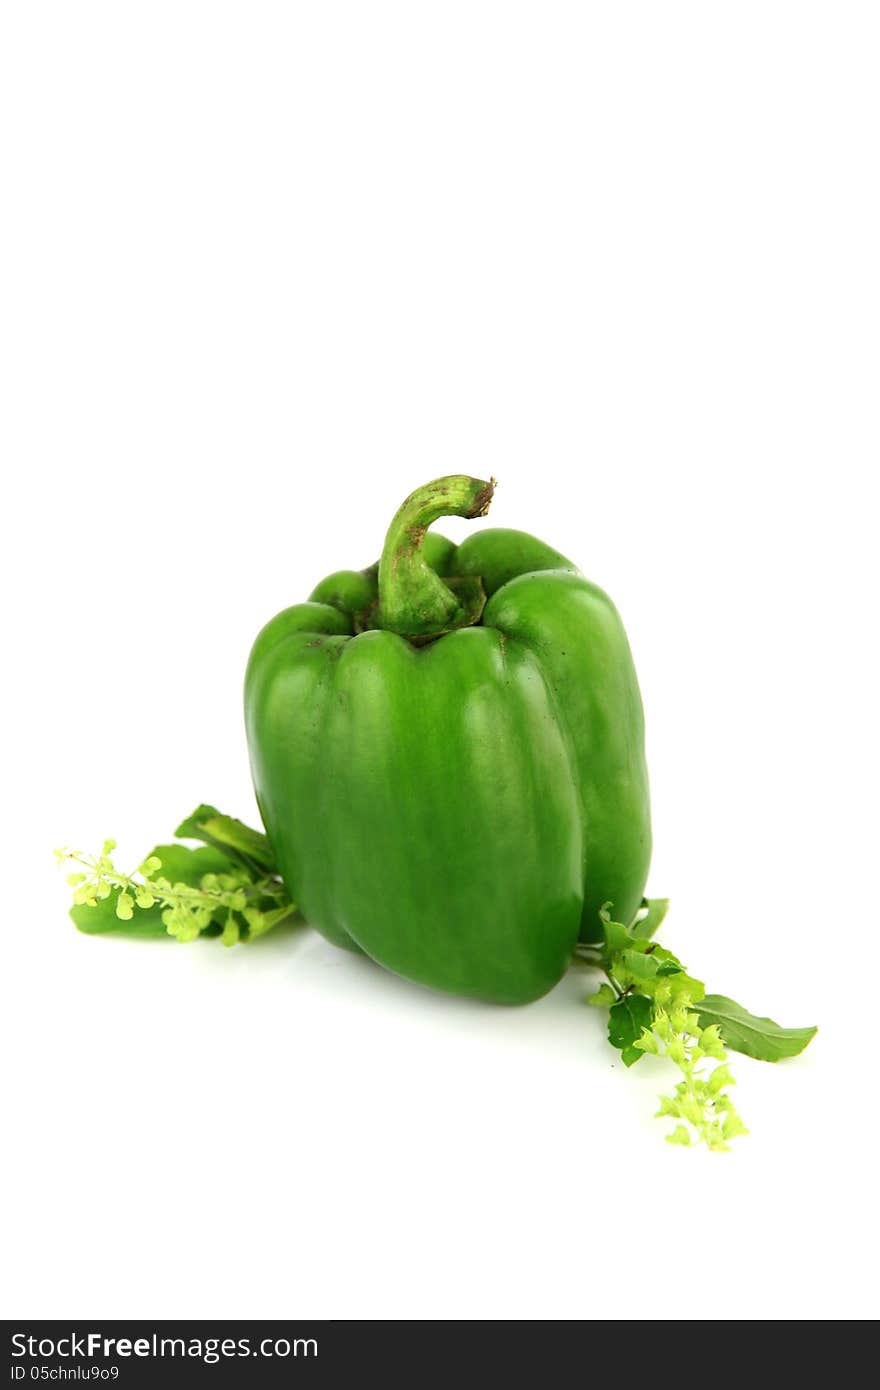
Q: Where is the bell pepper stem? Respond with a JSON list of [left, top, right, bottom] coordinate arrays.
[[378, 475, 495, 638]]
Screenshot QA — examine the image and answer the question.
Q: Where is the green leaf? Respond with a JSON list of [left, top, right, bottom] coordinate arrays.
[[587, 982, 617, 1008], [696, 995, 817, 1063], [246, 903, 301, 939], [71, 892, 167, 936], [145, 842, 235, 887], [622, 949, 659, 981], [174, 805, 276, 875], [631, 897, 670, 941], [608, 994, 653, 1067], [602, 916, 633, 954]]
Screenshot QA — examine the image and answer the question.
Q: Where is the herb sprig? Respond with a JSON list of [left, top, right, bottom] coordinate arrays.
[[55, 806, 298, 947], [575, 901, 816, 1149]]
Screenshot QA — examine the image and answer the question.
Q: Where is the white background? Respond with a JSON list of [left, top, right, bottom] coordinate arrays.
[[1, 2, 877, 1321]]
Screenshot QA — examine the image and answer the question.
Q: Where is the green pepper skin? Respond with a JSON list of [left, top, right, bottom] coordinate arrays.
[[245, 481, 651, 1004]]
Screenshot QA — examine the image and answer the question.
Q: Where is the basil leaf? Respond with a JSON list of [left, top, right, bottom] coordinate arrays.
[[602, 917, 633, 954], [696, 995, 817, 1063], [608, 994, 653, 1067], [147, 842, 235, 886], [71, 894, 166, 936], [623, 949, 659, 981], [631, 897, 670, 941], [651, 944, 682, 967], [174, 805, 276, 874]]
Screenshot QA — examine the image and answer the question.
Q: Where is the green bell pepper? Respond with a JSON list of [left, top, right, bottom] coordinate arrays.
[[245, 475, 651, 1004]]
